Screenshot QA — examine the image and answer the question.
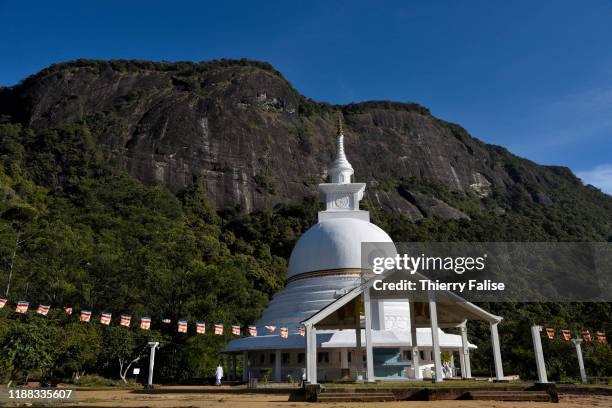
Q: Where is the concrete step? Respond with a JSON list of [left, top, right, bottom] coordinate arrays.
[[319, 388, 396, 402], [468, 391, 550, 402], [321, 392, 394, 397], [318, 394, 396, 403], [321, 388, 393, 394]]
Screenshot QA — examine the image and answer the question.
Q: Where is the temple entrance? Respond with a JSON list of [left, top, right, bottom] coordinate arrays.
[[373, 348, 410, 379], [301, 279, 505, 384]]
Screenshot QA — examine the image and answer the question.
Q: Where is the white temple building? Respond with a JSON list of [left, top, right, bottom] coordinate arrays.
[[223, 117, 505, 383]]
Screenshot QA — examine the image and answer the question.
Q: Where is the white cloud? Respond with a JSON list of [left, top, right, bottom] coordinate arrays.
[[576, 164, 612, 195]]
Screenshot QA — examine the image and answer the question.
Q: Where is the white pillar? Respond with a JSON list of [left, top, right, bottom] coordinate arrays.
[[274, 349, 282, 381], [340, 348, 348, 369], [409, 300, 421, 379], [450, 352, 455, 378], [354, 300, 363, 381], [305, 326, 312, 382], [376, 299, 385, 330], [490, 322, 504, 381], [305, 324, 317, 384], [531, 325, 548, 383], [147, 342, 159, 387], [460, 324, 472, 378], [571, 338, 587, 384], [428, 293, 444, 382], [242, 351, 249, 382], [364, 288, 375, 382], [458, 348, 466, 379]]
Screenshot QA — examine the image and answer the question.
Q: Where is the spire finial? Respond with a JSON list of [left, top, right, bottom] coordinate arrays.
[[329, 111, 353, 184]]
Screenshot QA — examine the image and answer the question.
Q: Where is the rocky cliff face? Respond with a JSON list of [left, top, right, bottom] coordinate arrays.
[[0, 59, 592, 218]]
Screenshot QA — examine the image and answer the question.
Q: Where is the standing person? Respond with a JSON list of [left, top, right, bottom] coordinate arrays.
[[215, 364, 224, 386], [300, 368, 306, 387], [443, 361, 451, 378]]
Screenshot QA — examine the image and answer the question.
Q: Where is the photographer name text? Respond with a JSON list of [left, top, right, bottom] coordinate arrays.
[[372, 279, 505, 293]]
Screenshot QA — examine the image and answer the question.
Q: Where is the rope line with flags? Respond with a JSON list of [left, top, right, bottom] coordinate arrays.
[[538, 327, 608, 344], [3, 299, 605, 344]]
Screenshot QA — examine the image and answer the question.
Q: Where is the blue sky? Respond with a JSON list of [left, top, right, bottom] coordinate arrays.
[[1, 1, 611, 193]]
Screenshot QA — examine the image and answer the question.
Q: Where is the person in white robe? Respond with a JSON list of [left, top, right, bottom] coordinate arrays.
[[215, 364, 224, 386]]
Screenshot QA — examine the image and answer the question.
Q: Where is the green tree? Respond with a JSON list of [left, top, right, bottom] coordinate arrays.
[[100, 326, 155, 383], [0, 317, 58, 383], [54, 322, 102, 380]]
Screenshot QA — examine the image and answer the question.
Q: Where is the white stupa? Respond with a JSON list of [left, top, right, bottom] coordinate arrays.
[[223, 116, 477, 382]]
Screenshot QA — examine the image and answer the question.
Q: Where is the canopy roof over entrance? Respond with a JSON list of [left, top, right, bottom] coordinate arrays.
[[302, 274, 502, 329]]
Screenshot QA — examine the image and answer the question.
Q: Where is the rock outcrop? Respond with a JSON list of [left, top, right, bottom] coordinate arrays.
[[0, 59, 589, 215]]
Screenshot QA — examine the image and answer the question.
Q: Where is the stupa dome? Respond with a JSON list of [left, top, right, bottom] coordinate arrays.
[[288, 218, 393, 278]]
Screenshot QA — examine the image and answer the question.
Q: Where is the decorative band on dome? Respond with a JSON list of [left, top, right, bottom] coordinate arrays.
[[286, 268, 365, 283]]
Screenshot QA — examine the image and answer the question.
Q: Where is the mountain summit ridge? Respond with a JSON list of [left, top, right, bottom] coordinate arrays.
[[0, 59, 607, 217]]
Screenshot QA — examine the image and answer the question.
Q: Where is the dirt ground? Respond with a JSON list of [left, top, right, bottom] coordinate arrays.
[[59, 386, 612, 408]]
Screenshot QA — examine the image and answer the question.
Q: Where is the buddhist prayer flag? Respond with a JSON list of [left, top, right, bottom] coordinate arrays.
[[265, 325, 276, 334], [232, 325, 241, 335], [280, 326, 288, 338], [196, 322, 205, 334], [582, 330, 591, 342], [64, 307, 73, 315], [37, 304, 50, 316], [100, 312, 112, 325], [16, 301, 29, 313], [0, 298, 7, 309], [545, 328, 554, 339], [120, 315, 131, 327], [596, 332, 606, 344], [298, 326, 305, 336], [162, 318, 171, 324], [214, 324, 223, 335], [140, 317, 151, 330], [562, 329, 571, 341], [248, 326, 257, 336], [178, 320, 188, 333], [80, 310, 92, 322]]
